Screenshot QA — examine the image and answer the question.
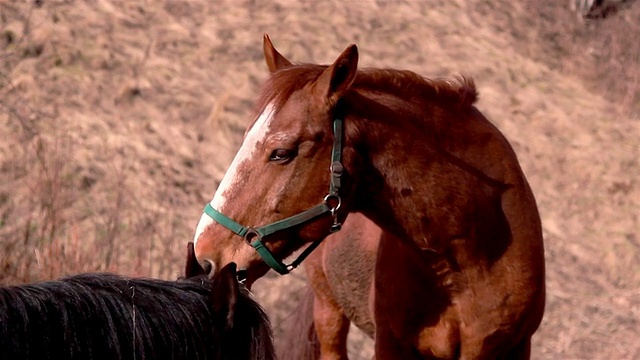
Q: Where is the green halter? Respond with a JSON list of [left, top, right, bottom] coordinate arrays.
[[201, 117, 344, 275]]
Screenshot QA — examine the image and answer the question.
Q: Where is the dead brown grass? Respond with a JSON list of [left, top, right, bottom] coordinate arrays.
[[1, 1, 638, 359]]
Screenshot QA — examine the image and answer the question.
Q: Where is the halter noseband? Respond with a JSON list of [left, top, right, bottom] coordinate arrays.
[[201, 116, 344, 275]]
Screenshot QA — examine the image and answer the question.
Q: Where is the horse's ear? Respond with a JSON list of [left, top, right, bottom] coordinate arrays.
[[263, 33, 292, 73], [313, 44, 359, 105], [210, 262, 239, 330], [184, 242, 206, 278]]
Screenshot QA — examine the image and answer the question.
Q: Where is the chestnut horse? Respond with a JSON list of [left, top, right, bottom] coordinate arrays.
[[193, 34, 545, 359]]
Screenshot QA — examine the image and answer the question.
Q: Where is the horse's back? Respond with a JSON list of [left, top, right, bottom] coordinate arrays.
[[0, 274, 217, 359]]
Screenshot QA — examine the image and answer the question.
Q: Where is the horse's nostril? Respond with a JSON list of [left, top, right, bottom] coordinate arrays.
[[236, 269, 248, 284], [198, 260, 213, 275]]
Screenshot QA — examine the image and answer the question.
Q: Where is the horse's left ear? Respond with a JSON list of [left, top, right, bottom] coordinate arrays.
[[184, 242, 207, 278], [314, 44, 359, 105], [263, 33, 293, 73], [210, 262, 239, 330]]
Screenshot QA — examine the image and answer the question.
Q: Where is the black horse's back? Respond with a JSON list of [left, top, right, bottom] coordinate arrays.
[[0, 259, 275, 360]]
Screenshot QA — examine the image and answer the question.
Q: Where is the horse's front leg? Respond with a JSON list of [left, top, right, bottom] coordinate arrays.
[[305, 246, 350, 360], [313, 292, 351, 360]]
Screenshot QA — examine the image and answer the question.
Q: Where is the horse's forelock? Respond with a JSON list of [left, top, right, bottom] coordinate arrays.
[[256, 64, 327, 117]]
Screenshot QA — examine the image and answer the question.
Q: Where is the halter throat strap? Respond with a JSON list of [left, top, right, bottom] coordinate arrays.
[[201, 116, 344, 275]]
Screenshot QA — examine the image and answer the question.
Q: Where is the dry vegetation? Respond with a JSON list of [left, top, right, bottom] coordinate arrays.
[[1, 1, 638, 359]]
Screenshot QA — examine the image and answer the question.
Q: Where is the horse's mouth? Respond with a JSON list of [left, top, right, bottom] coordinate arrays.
[[238, 261, 273, 290]]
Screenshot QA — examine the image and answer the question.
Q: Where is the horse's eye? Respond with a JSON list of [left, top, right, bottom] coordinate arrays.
[[269, 149, 295, 162]]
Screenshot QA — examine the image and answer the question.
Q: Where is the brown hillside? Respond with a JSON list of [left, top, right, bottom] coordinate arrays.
[[1, 1, 638, 359]]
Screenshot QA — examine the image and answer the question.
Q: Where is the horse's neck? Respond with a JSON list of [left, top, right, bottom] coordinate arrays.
[[347, 98, 515, 254]]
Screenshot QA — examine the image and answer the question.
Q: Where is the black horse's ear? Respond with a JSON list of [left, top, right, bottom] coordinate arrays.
[[210, 262, 239, 330], [184, 242, 206, 278]]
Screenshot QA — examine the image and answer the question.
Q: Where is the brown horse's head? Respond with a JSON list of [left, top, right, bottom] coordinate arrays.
[[193, 34, 361, 285]]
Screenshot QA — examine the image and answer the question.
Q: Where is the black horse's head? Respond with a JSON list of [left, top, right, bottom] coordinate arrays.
[[183, 241, 276, 360]]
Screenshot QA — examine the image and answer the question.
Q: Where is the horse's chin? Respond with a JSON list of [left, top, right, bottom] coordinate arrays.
[[237, 262, 271, 290]]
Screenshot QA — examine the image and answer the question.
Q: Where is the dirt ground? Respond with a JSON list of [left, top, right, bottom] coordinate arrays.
[[1, 1, 638, 359]]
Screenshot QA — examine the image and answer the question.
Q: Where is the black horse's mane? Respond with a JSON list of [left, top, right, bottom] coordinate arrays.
[[0, 266, 274, 360]]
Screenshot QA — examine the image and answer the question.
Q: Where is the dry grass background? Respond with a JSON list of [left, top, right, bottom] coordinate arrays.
[[1, 1, 638, 359]]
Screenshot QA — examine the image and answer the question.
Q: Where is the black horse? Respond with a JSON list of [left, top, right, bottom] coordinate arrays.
[[0, 243, 275, 360]]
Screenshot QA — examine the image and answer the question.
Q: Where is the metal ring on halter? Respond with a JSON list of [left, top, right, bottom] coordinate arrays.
[[323, 194, 341, 216], [243, 227, 261, 244]]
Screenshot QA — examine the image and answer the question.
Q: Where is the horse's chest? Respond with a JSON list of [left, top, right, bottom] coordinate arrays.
[[323, 233, 377, 337]]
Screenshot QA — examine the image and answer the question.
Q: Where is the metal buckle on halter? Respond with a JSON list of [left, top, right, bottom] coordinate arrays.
[[330, 161, 343, 176], [330, 161, 343, 190], [323, 194, 342, 233]]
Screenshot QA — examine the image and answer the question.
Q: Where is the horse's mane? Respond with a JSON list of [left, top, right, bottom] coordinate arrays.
[[354, 69, 477, 109], [256, 63, 477, 115], [0, 273, 274, 360]]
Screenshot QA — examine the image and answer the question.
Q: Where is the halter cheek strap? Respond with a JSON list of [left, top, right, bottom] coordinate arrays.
[[200, 117, 344, 275]]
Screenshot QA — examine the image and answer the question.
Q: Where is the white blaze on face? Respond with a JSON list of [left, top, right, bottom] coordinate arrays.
[[193, 103, 276, 246]]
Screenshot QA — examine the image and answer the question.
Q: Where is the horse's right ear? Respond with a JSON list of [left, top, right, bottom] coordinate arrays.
[[263, 33, 293, 73], [210, 262, 240, 330], [184, 242, 206, 278], [313, 43, 359, 106]]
